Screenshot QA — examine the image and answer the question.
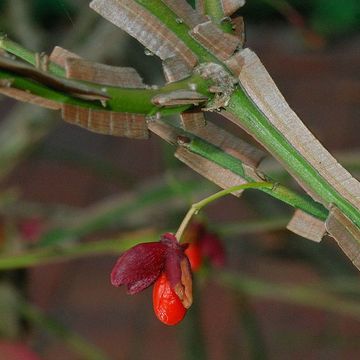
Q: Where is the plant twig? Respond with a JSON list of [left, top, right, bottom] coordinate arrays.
[[176, 182, 274, 241]]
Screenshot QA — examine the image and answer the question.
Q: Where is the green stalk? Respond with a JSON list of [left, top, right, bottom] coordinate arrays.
[[0, 67, 212, 115], [0, 231, 158, 270], [226, 89, 360, 229], [185, 137, 327, 220], [0, 36, 65, 77], [203, 0, 233, 32], [176, 182, 276, 241], [217, 271, 360, 321]]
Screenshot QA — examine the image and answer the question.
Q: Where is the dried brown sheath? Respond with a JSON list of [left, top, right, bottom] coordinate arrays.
[[231, 16, 246, 48], [180, 112, 206, 131], [49, 46, 80, 67], [162, 56, 192, 83], [161, 0, 208, 28], [65, 58, 146, 88], [195, 0, 206, 14], [175, 147, 246, 196], [152, 90, 208, 106], [0, 79, 60, 110], [226, 48, 360, 210], [287, 209, 326, 242], [190, 21, 240, 61], [224, 51, 245, 76], [62, 104, 149, 139], [326, 207, 360, 270], [90, 0, 197, 68], [0, 56, 109, 102], [190, 120, 265, 168], [220, 0, 246, 16]]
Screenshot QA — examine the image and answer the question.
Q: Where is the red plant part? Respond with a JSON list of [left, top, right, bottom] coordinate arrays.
[[185, 243, 202, 271], [110, 233, 193, 324], [184, 222, 225, 271], [153, 272, 186, 326]]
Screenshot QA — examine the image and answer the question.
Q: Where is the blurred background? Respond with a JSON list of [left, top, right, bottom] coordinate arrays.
[[0, 0, 359, 359]]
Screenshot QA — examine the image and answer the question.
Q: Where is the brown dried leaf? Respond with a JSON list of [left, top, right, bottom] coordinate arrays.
[[180, 112, 206, 131], [0, 81, 60, 110], [151, 90, 208, 106], [190, 119, 265, 167], [65, 58, 146, 88], [162, 56, 192, 83], [224, 50, 245, 76], [190, 21, 240, 61], [147, 120, 179, 144], [161, 0, 208, 28], [226, 48, 360, 209], [49, 46, 81, 67], [221, 0, 246, 16], [90, 0, 197, 68], [61, 104, 149, 139], [287, 209, 326, 242], [195, 0, 206, 15], [0, 56, 109, 102], [175, 147, 246, 196], [326, 207, 360, 270], [231, 16, 246, 48]]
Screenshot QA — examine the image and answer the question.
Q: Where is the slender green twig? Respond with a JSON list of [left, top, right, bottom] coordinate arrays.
[[0, 231, 158, 270], [176, 182, 274, 241], [226, 89, 360, 229], [217, 271, 360, 321]]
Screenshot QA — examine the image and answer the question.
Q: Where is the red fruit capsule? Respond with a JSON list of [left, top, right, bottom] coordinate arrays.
[[185, 243, 202, 271], [153, 273, 187, 326]]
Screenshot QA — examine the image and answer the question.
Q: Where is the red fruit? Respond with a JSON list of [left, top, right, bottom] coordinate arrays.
[[185, 243, 202, 271], [153, 272, 187, 325]]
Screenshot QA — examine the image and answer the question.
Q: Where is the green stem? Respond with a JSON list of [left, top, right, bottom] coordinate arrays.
[[176, 182, 273, 241], [226, 88, 360, 229], [0, 231, 158, 270], [217, 271, 360, 321], [0, 36, 65, 76], [162, 119, 328, 221]]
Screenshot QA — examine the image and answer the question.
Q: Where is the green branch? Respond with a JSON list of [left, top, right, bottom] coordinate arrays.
[[217, 271, 360, 321], [226, 88, 360, 229], [0, 231, 158, 270]]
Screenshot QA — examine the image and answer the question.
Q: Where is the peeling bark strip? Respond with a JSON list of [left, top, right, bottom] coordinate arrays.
[[326, 207, 360, 270], [0, 56, 109, 102], [0, 81, 61, 110], [175, 147, 246, 196], [61, 104, 149, 139], [49, 46, 80, 67], [190, 21, 240, 61], [152, 90, 208, 106], [90, 0, 197, 68], [221, 0, 246, 16], [162, 56, 192, 83], [190, 120, 265, 167], [161, 0, 208, 28], [287, 209, 326, 242], [237, 48, 360, 210], [65, 58, 146, 88], [180, 112, 206, 131]]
